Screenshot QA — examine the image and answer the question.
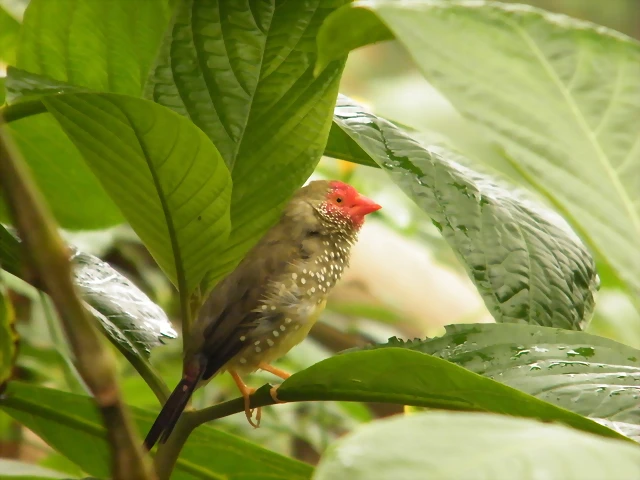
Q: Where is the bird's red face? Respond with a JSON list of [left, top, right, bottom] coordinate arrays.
[[324, 181, 381, 229]]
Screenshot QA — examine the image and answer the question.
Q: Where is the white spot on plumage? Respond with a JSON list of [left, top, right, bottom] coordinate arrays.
[[301, 278, 306, 284], [256, 347, 262, 353], [273, 330, 279, 337], [240, 336, 246, 341], [240, 357, 247, 364], [255, 341, 260, 345], [280, 325, 286, 331], [271, 305, 276, 310], [262, 305, 268, 310], [294, 325, 300, 330], [267, 339, 274, 347], [292, 273, 298, 280], [285, 318, 292, 324]]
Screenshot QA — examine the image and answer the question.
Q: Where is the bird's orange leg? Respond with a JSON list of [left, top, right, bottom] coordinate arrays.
[[230, 371, 261, 428], [258, 362, 290, 404]]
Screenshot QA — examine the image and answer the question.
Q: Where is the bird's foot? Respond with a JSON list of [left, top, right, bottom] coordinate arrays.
[[242, 387, 261, 428], [231, 370, 261, 428], [269, 384, 287, 404]]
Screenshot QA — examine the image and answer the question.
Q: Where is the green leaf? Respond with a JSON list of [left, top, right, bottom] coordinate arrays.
[[43, 93, 232, 293], [0, 460, 73, 479], [70, 247, 177, 358], [328, 96, 597, 329], [18, 0, 172, 96], [2, 115, 124, 230], [1, 0, 174, 230], [0, 224, 21, 278], [0, 285, 17, 392], [376, 323, 640, 441], [317, 0, 640, 295], [0, 4, 19, 65], [278, 347, 625, 442], [146, 0, 348, 288], [0, 382, 312, 480], [313, 411, 640, 480]]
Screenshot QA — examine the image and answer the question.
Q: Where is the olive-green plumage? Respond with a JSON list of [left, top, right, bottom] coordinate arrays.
[[144, 180, 380, 449]]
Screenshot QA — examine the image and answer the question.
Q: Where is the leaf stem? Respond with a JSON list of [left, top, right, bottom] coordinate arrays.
[[0, 120, 156, 480], [0, 100, 47, 124]]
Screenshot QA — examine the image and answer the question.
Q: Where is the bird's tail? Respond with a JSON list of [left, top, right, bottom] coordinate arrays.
[[144, 368, 202, 450]]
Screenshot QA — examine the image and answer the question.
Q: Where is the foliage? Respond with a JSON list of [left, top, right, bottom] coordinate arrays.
[[0, 0, 639, 478]]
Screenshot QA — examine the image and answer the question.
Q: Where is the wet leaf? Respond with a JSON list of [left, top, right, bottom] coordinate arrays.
[[372, 323, 640, 441], [314, 411, 640, 480], [278, 347, 624, 442], [317, 0, 640, 294], [70, 248, 177, 359], [327, 96, 597, 330], [0, 226, 176, 360]]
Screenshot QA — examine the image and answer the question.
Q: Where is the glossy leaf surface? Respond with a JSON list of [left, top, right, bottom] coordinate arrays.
[[317, 0, 640, 293], [377, 323, 640, 440], [278, 347, 623, 441], [327, 96, 598, 330]]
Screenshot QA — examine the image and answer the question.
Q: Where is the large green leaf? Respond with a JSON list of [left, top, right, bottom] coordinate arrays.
[[1, 0, 174, 230], [0, 4, 19, 65], [313, 411, 640, 480], [277, 347, 624, 442], [18, 0, 171, 95], [326, 96, 597, 329], [0, 382, 312, 480], [146, 0, 348, 288], [43, 93, 232, 293], [375, 323, 640, 441], [0, 285, 17, 392], [316, 0, 640, 294]]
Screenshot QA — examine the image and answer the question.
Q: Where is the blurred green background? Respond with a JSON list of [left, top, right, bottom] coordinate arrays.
[[1, 0, 639, 473]]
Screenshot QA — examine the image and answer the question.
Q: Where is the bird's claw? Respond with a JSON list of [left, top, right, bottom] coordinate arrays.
[[269, 385, 287, 404], [243, 387, 261, 428]]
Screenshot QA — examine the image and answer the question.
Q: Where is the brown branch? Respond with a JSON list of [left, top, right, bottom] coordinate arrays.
[[0, 120, 156, 480]]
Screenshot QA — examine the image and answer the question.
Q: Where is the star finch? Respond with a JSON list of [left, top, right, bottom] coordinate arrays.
[[144, 180, 381, 449]]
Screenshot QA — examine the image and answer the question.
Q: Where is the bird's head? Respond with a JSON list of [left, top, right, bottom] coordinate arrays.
[[299, 180, 381, 231]]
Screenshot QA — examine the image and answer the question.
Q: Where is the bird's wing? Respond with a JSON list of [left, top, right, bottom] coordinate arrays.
[[188, 225, 302, 380]]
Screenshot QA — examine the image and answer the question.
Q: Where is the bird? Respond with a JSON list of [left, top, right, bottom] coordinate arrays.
[[143, 180, 381, 450]]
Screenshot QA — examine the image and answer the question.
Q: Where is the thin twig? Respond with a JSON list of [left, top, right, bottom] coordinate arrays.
[[0, 121, 156, 480]]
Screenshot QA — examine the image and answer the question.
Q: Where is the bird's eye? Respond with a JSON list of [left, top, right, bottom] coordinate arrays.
[[336, 197, 342, 203]]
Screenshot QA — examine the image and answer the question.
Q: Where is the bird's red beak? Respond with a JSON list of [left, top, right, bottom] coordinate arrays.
[[351, 194, 382, 217]]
